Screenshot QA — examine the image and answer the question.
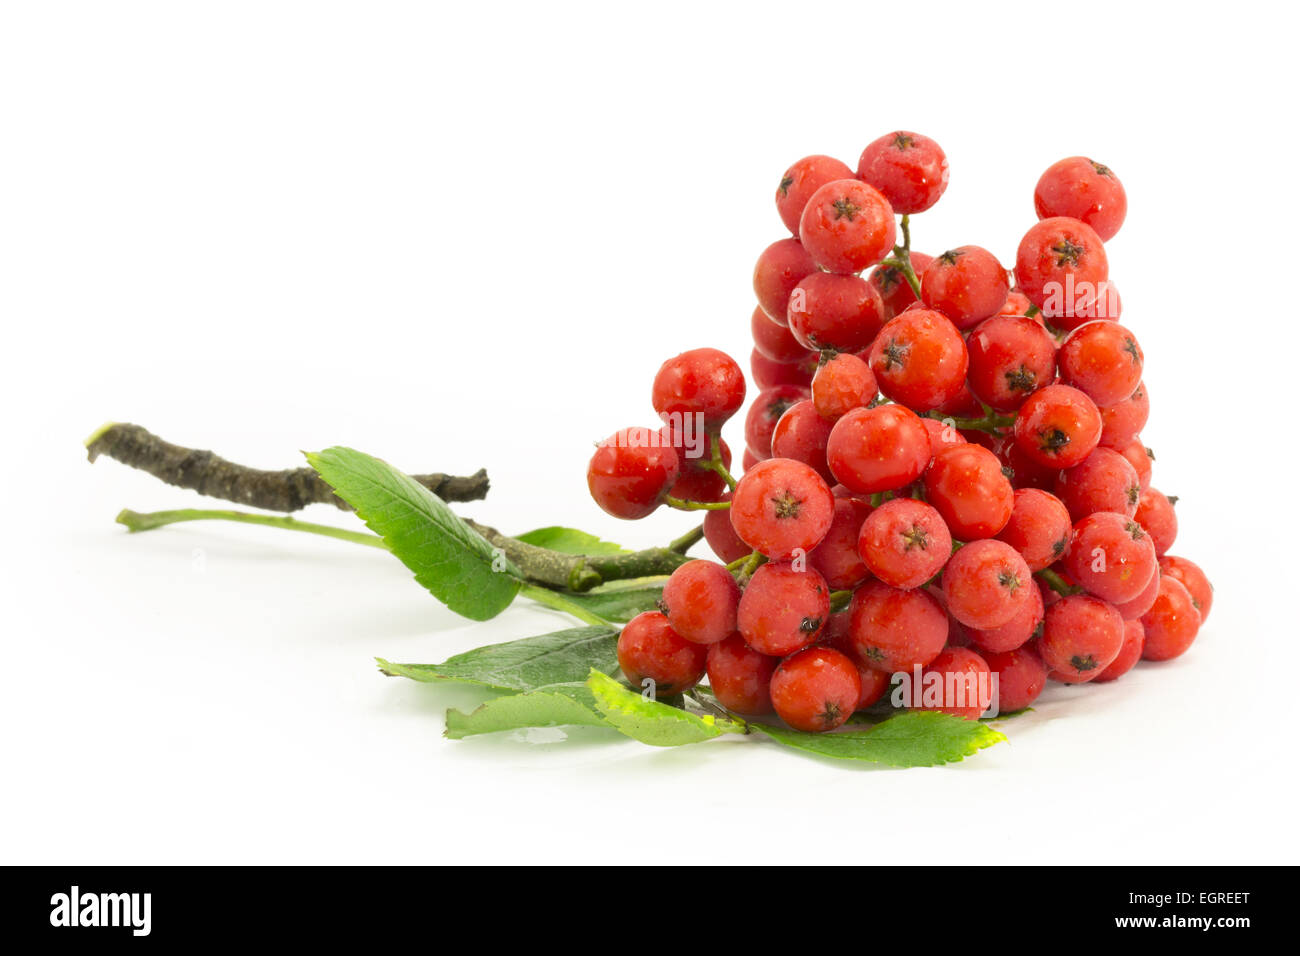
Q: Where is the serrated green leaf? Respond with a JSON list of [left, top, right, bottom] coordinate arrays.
[[514, 526, 629, 555], [377, 625, 618, 692], [444, 683, 607, 739], [557, 582, 664, 623], [753, 710, 1006, 767], [586, 670, 738, 747], [306, 446, 521, 621]]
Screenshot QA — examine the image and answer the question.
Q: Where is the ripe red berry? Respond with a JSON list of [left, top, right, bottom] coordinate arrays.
[[826, 403, 932, 494], [856, 131, 949, 214], [1063, 511, 1158, 605], [737, 560, 830, 656], [769, 645, 862, 732], [1013, 383, 1103, 469], [786, 272, 886, 352], [868, 309, 969, 411], [996, 488, 1072, 572], [658, 424, 731, 503], [1094, 619, 1145, 682], [587, 428, 680, 519], [1014, 216, 1109, 315], [729, 457, 835, 560], [1135, 487, 1178, 556], [753, 237, 817, 323], [751, 305, 815, 364], [857, 498, 951, 589], [941, 539, 1033, 630], [811, 352, 877, 421], [1052, 446, 1141, 521], [1113, 564, 1161, 621], [848, 580, 949, 672], [869, 251, 933, 319], [1057, 321, 1144, 408], [1158, 555, 1213, 621], [998, 289, 1035, 317], [807, 496, 874, 590], [1038, 593, 1125, 682], [775, 155, 855, 235], [1052, 277, 1123, 331], [918, 647, 993, 720], [799, 178, 896, 274], [978, 644, 1048, 712], [965, 314, 1058, 411], [744, 384, 809, 459], [1034, 157, 1127, 242], [617, 611, 708, 696], [771, 399, 835, 484], [1098, 382, 1150, 449], [967, 579, 1043, 654], [703, 495, 751, 563], [919, 417, 968, 461], [919, 245, 1010, 328], [750, 348, 816, 391], [923, 443, 1015, 540], [1117, 438, 1153, 492], [652, 348, 746, 429], [1140, 575, 1201, 662], [705, 634, 778, 715], [661, 560, 741, 646]]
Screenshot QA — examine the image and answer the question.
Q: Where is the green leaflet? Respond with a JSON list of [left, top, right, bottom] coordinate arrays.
[[514, 526, 628, 555], [376, 625, 619, 692], [752, 710, 1006, 767], [556, 581, 664, 623], [586, 670, 740, 747], [306, 447, 522, 621], [444, 683, 607, 739]]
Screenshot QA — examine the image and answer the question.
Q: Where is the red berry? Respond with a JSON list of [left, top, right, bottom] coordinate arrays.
[[751, 348, 816, 391], [869, 251, 933, 319], [617, 611, 708, 696], [771, 399, 835, 484], [918, 647, 993, 720], [1034, 157, 1127, 242], [587, 427, 680, 520], [923, 443, 1015, 540], [729, 458, 835, 560], [661, 560, 741, 646], [996, 488, 1072, 572], [868, 309, 969, 411], [652, 348, 746, 429], [857, 498, 952, 590], [941, 539, 1033, 630], [1052, 277, 1123, 331], [753, 237, 817, 323], [1113, 564, 1161, 621], [775, 155, 855, 235], [787, 272, 886, 351], [1117, 438, 1153, 492], [1039, 593, 1124, 682], [826, 404, 932, 494], [751, 305, 815, 364], [1158, 555, 1213, 621], [998, 289, 1035, 317], [1140, 575, 1201, 662], [965, 314, 1058, 411], [920, 417, 968, 461], [967, 579, 1044, 654], [1094, 619, 1145, 682], [1135, 487, 1178, 556], [1098, 382, 1150, 449], [737, 561, 830, 656], [1057, 321, 1144, 408], [919, 245, 1010, 329], [1052, 446, 1141, 521], [1012, 383, 1103, 469], [856, 131, 949, 214], [807, 496, 874, 590], [705, 634, 778, 715], [993, 433, 1060, 490], [658, 424, 731, 503], [703, 495, 750, 563], [1063, 511, 1158, 605], [744, 384, 809, 459], [848, 580, 949, 672], [811, 352, 878, 421], [1014, 216, 1109, 315], [978, 644, 1048, 712], [799, 178, 896, 274], [770, 646, 861, 732]]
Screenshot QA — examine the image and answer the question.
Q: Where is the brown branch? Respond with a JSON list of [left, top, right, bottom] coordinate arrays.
[[86, 422, 489, 512]]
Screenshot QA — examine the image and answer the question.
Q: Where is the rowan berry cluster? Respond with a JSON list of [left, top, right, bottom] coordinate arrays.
[[587, 132, 1211, 733]]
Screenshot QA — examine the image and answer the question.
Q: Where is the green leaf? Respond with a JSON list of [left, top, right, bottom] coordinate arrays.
[[444, 683, 607, 739], [514, 526, 628, 555], [752, 710, 1006, 767], [306, 446, 521, 621], [376, 625, 618, 692], [586, 670, 738, 747], [557, 581, 664, 623]]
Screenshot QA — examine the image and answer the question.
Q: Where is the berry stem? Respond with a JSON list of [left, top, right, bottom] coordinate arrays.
[[925, 408, 1016, 434], [663, 496, 731, 512], [665, 524, 705, 555], [883, 214, 924, 298], [701, 433, 738, 491], [733, 550, 766, 586], [1035, 567, 1084, 597], [115, 507, 389, 548]]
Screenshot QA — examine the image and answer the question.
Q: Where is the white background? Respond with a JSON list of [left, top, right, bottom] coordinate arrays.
[[2, 0, 1296, 864]]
